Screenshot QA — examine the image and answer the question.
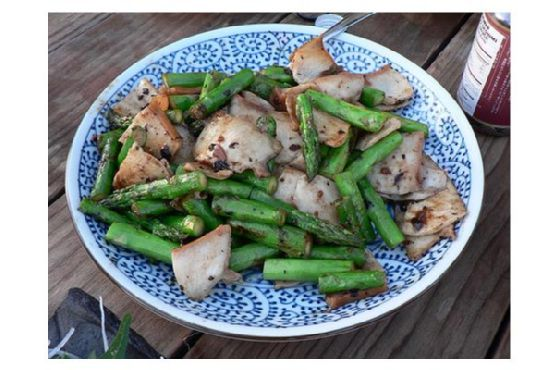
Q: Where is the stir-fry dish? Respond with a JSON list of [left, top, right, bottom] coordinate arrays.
[[80, 35, 467, 309]]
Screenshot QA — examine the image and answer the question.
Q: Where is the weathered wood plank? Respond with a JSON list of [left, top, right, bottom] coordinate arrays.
[[49, 13, 112, 53], [490, 316, 511, 359], [48, 196, 191, 358], [48, 13, 287, 202], [185, 13, 510, 358]]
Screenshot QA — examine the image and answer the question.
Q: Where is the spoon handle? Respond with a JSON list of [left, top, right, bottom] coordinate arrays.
[[321, 13, 375, 40]]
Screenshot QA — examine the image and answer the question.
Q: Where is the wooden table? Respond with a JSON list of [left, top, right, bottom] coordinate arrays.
[[49, 13, 510, 359]]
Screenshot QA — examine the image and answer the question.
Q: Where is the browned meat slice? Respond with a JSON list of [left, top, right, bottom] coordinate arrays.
[[171, 225, 234, 300], [120, 105, 182, 160], [273, 167, 340, 223], [313, 72, 365, 103], [194, 112, 282, 177], [398, 182, 467, 237], [365, 65, 413, 106], [374, 100, 412, 112], [273, 112, 304, 165], [368, 132, 425, 195], [355, 117, 402, 151], [404, 234, 441, 261], [113, 143, 171, 189], [290, 36, 341, 84], [183, 162, 233, 180], [230, 91, 274, 122], [170, 125, 195, 165], [112, 78, 159, 117], [313, 109, 350, 148]]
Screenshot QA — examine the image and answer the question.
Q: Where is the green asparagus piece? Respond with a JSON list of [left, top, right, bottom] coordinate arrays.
[[79, 198, 132, 225], [392, 114, 429, 136], [296, 93, 320, 180], [174, 164, 186, 175], [90, 135, 120, 201], [199, 71, 225, 100], [345, 131, 403, 181], [162, 72, 207, 88], [97, 128, 125, 152], [231, 234, 250, 248], [310, 246, 366, 268], [345, 149, 362, 167], [260, 66, 295, 85], [231, 171, 278, 194], [212, 196, 286, 225], [230, 243, 281, 272], [105, 223, 178, 264], [248, 74, 284, 100], [318, 271, 386, 294], [336, 196, 360, 234], [305, 89, 389, 132], [248, 189, 295, 211], [124, 212, 188, 242], [100, 172, 207, 208], [319, 128, 352, 178], [190, 69, 255, 119], [131, 199, 174, 217], [357, 179, 405, 248], [106, 110, 133, 129], [159, 214, 205, 237], [263, 259, 354, 282], [166, 108, 184, 125], [360, 87, 385, 108], [169, 95, 197, 111], [229, 220, 311, 258], [181, 198, 222, 231], [319, 143, 331, 158], [334, 172, 375, 242], [117, 136, 134, 166], [206, 178, 253, 198], [256, 115, 277, 138]]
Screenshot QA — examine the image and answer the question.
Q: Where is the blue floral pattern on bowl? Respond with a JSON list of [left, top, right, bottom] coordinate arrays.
[[68, 26, 481, 336]]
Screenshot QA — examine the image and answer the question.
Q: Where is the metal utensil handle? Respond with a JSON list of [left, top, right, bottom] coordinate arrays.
[[321, 13, 375, 40]]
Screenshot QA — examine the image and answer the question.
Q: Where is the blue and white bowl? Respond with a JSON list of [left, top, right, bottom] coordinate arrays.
[[66, 24, 484, 340]]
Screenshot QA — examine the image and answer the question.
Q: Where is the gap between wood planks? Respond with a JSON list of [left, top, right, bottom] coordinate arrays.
[[48, 14, 505, 358]]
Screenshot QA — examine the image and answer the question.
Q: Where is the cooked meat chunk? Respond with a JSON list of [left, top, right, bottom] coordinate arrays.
[[290, 36, 341, 84], [273, 112, 305, 165], [171, 225, 234, 300], [120, 105, 182, 160], [398, 182, 467, 236], [404, 234, 441, 261], [365, 65, 413, 106], [113, 143, 171, 189], [313, 72, 365, 103], [356, 117, 402, 151], [313, 109, 350, 148], [183, 161, 233, 179], [368, 132, 425, 195], [195, 112, 282, 177], [171, 125, 195, 164], [230, 91, 274, 122], [112, 78, 159, 117]]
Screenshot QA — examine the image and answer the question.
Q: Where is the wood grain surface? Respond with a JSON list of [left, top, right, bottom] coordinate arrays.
[[48, 13, 510, 358]]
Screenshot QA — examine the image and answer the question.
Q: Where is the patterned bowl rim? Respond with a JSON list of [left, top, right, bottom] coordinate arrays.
[[65, 23, 485, 340]]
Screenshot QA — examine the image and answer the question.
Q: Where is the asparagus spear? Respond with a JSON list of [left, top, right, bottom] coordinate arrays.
[[260, 66, 295, 85], [79, 198, 132, 225], [319, 143, 331, 158], [309, 246, 366, 267], [199, 71, 225, 100], [345, 149, 362, 167], [206, 178, 253, 198], [334, 172, 375, 242], [190, 69, 255, 119], [181, 198, 222, 231], [392, 114, 429, 136], [125, 212, 189, 242], [169, 95, 197, 111], [117, 137, 134, 166], [162, 72, 207, 88], [230, 243, 281, 272], [105, 223, 178, 264], [97, 128, 124, 152], [90, 135, 120, 201], [159, 214, 205, 237], [305, 89, 389, 132], [263, 259, 354, 282], [296, 93, 320, 180], [344, 131, 403, 181], [212, 196, 287, 225], [318, 271, 386, 294], [100, 172, 207, 208], [336, 196, 360, 232], [248, 74, 285, 101], [248, 189, 363, 247], [166, 109, 184, 125], [231, 171, 278, 194], [131, 199, 174, 217], [319, 128, 352, 178], [256, 115, 277, 138], [357, 179, 405, 248], [229, 220, 311, 258], [359, 87, 385, 108]]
